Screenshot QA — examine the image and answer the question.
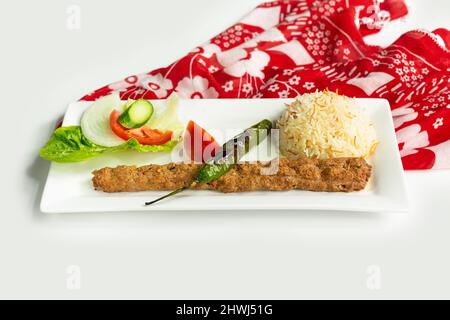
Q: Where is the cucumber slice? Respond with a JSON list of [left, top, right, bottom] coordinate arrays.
[[123, 99, 135, 111], [119, 99, 154, 129]]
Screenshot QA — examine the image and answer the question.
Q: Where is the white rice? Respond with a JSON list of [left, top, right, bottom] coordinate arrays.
[[277, 91, 378, 159]]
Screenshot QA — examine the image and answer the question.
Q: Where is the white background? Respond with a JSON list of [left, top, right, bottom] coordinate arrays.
[[0, 0, 449, 299]]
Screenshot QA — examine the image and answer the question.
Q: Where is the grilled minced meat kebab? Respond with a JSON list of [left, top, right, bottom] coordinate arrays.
[[92, 158, 372, 193]]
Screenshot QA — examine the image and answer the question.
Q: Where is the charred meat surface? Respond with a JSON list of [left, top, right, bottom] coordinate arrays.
[[92, 158, 372, 193]]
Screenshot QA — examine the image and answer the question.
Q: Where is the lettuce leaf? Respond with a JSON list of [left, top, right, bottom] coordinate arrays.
[[40, 126, 178, 163], [121, 138, 179, 153]]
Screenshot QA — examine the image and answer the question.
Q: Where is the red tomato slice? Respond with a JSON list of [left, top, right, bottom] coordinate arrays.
[[184, 120, 221, 163], [109, 110, 173, 145], [128, 127, 173, 146], [110, 110, 130, 141]]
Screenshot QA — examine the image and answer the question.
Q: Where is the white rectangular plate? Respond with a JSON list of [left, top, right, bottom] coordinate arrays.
[[41, 98, 408, 213]]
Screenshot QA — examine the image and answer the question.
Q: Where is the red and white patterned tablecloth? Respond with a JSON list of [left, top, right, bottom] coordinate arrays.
[[81, 0, 450, 170]]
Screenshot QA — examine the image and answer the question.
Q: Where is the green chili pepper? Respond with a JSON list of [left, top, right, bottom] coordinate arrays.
[[145, 119, 272, 206], [195, 119, 272, 183]]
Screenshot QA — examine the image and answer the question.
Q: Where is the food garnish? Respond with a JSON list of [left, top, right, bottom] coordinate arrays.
[[39, 126, 178, 163], [118, 99, 154, 129], [145, 119, 273, 206], [110, 110, 173, 146], [146, 93, 184, 136], [80, 93, 125, 147], [184, 120, 221, 163], [40, 93, 182, 163]]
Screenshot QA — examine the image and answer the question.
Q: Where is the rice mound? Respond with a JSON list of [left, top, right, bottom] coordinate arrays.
[[277, 91, 378, 160]]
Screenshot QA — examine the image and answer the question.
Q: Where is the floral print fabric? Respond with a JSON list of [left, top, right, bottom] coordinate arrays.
[[81, 0, 450, 170]]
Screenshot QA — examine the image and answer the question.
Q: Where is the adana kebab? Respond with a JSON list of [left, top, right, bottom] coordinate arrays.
[[92, 158, 372, 194], [144, 119, 273, 205]]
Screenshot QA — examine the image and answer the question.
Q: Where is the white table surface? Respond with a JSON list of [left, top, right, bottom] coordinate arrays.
[[0, 0, 449, 299]]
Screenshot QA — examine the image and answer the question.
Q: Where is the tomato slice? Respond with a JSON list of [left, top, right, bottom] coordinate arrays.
[[110, 110, 130, 141], [128, 127, 173, 146], [109, 110, 173, 145], [184, 120, 221, 163]]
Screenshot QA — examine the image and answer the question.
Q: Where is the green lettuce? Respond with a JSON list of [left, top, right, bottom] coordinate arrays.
[[40, 126, 178, 163]]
